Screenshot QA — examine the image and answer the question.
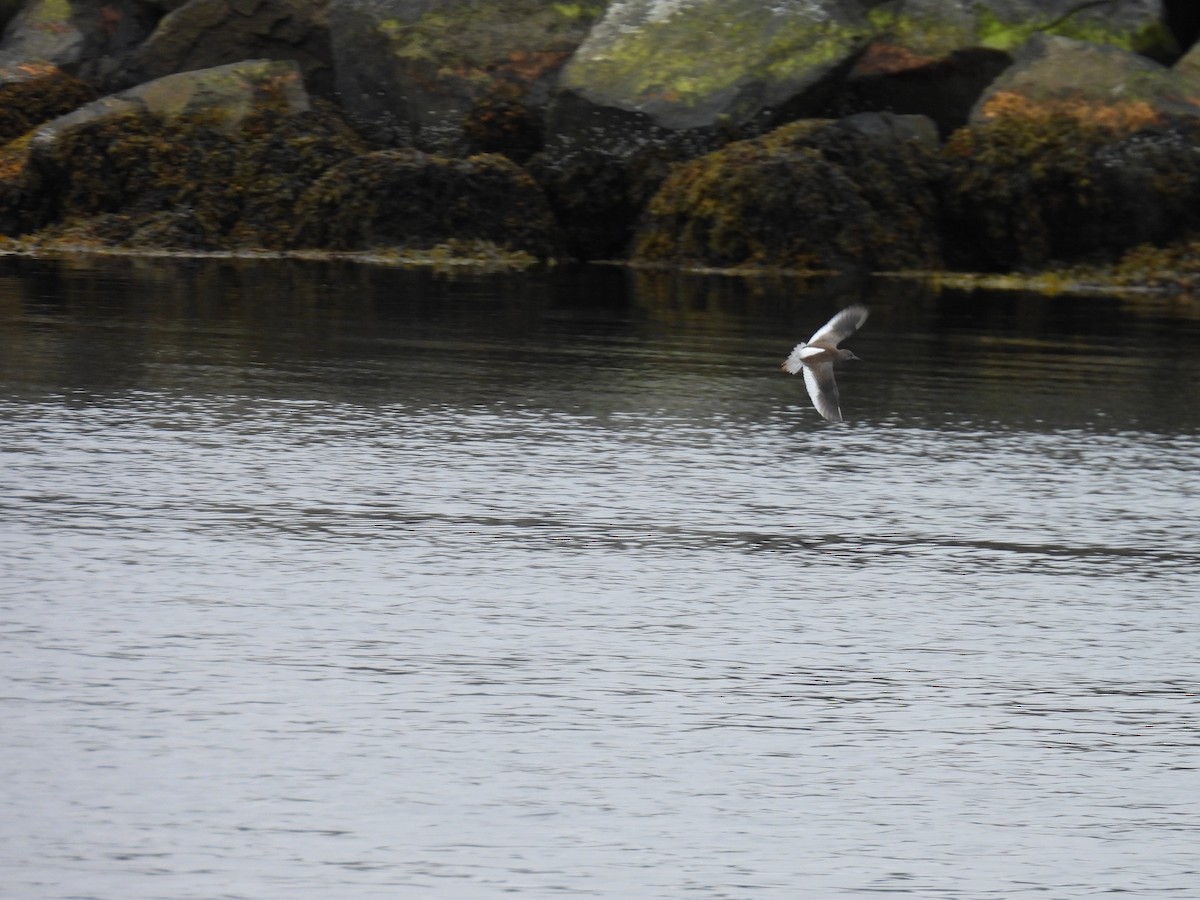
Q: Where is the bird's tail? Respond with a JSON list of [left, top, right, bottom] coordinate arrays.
[[781, 342, 807, 374]]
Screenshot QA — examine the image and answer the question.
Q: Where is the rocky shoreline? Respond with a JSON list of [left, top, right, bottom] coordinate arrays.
[[2, 0, 1200, 290]]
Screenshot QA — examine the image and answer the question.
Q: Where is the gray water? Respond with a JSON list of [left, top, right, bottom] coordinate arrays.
[[2, 256, 1199, 898]]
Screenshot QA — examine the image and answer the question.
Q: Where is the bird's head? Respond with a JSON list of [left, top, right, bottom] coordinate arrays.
[[839, 349, 861, 361]]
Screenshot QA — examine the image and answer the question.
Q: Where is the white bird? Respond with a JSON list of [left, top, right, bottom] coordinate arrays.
[[782, 304, 869, 423]]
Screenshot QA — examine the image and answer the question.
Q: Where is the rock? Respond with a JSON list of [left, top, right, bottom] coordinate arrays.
[[0, 0, 159, 85], [0, 60, 96, 144], [291, 148, 557, 256], [547, 0, 870, 159], [329, 0, 605, 158], [527, 145, 675, 260], [111, 0, 334, 97], [0, 0, 24, 33], [943, 113, 1200, 271], [8, 59, 364, 247], [840, 0, 1177, 135], [838, 44, 1010, 138], [870, 0, 1176, 60], [970, 34, 1200, 132], [34, 58, 310, 145], [1175, 36, 1200, 79], [632, 113, 946, 273]]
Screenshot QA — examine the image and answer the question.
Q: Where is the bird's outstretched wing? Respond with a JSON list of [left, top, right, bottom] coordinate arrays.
[[808, 304, 869, 348], [802, 361, 842, 423]]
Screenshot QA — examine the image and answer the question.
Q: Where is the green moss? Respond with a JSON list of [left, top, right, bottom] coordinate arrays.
[[865, 7, 977, 57], [867, 5, 1175, 58], [24, 0, 71, 26], [563, 6, 865, 111], [378, 0, 606, 71], [551, 3, 590, 21]]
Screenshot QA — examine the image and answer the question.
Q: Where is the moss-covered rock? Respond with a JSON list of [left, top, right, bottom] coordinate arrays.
[[971, 34, 1200, 132], [632, 113, 945, 273], [942, 114, 1200, 271], [549, 0, 869, 158], [7, 63, 365, 248], [838, 0, 1179, 136], [868, 0, 1177, 61], [0, 0, 160, 84], [1, 59, 333, 241], [329, 0, 606, 157], [1107, 236, 1200, 291], [291, 148, 558, 256], [0, 62, 97, 145], [112, 0, 334, 97], [1177, 36, 1200, 80]]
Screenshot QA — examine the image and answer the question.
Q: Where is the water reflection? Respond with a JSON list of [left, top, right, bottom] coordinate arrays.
[[2, 255, 1200, 898]]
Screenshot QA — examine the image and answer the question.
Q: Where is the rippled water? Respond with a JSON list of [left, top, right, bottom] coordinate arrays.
[[3, 256, 1199, 898]]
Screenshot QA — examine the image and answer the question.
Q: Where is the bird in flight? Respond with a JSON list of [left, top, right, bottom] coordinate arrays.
[[781, 304, 869, 423]]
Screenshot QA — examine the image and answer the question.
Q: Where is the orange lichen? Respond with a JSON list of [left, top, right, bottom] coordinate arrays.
[[977, 90, 1163, 134], [502, 49, 570, 81], [3, 61, 62, 81], [852, 42, 937, 77]]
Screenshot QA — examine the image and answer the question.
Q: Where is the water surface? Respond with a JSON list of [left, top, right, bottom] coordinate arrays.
[[2, 256, 1199, 898]]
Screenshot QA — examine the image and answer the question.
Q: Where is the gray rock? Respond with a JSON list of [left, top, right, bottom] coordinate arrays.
[[842, 0, 1177, 134], [329, 0, 604, 156], [1176, 37, 1200, 80], [112, 0, 334, 96], [970, 33, 1200, 128], [33, 58, 310, 148], [548, 0, 870, 158], [834, 110, 940, 149], [0, 0, 158, 83]]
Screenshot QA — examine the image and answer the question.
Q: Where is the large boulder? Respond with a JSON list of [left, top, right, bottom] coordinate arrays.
[[329, 0, 605, 158], [34, 57, 311, 139], [1174, 32, 1200, 80], [948, 34, 1200, 272], [291, 148, 558, 255], [111, 0, 334, 96], [0, 0, 159, 84], [0, 60, 96, 144], [943, 113, 1200, 271], [527, 144, 675, 260], [970, 34, 1200, 131], [548, 0, 870, 159], [632, 113, 946, 273], [6, 59, 365, 247], [840, 0, 1177, 135]]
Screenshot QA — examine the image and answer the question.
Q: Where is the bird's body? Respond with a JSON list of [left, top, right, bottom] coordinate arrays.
[[782, 304, 869, 423]]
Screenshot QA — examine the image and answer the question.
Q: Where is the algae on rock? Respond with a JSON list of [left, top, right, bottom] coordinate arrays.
[[291, 148, 558, 257], [943, 114, 1200, 271], [632, 113, 946, 273]]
